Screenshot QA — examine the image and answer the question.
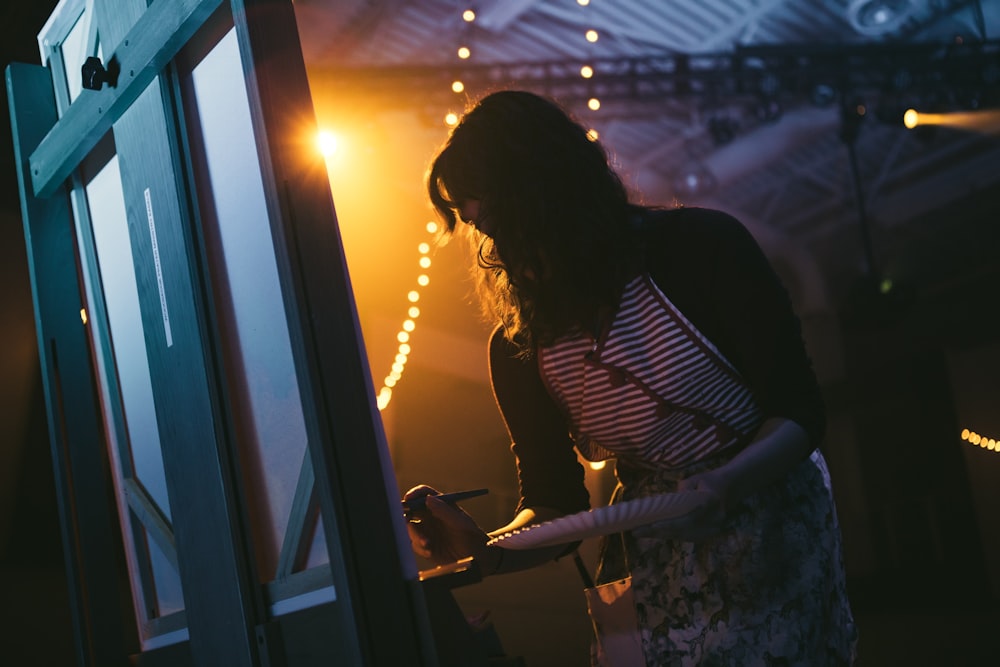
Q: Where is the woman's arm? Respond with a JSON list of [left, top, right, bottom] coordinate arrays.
[[403, 328, 589, 575], [678, 417, 812, 508], [403, 487, 576, 575]]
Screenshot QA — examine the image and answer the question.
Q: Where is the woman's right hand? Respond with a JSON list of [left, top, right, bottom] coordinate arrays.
[[402, 485, 490, 566]]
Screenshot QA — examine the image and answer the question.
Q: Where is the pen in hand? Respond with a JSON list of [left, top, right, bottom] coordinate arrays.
[[402, 488, 489, 513]]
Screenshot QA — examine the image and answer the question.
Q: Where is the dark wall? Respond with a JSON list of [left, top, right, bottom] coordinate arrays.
[[830, 182, 1000, 607]]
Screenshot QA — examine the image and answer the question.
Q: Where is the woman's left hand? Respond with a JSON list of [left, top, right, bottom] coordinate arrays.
[[634, 469, 730, 542]]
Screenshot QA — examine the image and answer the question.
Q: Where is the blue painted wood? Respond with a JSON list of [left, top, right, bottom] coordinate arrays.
[[7, 60, 136, 667]]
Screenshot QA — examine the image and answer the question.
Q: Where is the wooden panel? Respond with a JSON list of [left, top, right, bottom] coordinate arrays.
[[230, 0, 437, 664], [29, 0, 223, 198], [6, 61, 135, 667], [95, 1, 262, 664]]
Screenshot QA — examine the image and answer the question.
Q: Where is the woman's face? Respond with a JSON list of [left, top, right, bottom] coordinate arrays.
[[458, 199, 496, 238]]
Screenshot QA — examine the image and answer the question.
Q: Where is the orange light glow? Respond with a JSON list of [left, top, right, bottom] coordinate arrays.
[[452, 80, 465, 93], [445, 112, 459, 126], [961, 427, 1000, 454], [587, 128, 599, 141], [903, 109, 1000, 134], [457, 46, 471, 59], [317, 129, 339, 157], [588, 97, 601, 111]]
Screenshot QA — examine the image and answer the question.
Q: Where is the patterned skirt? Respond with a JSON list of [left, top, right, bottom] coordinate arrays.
[[592, 450, 858, 666]]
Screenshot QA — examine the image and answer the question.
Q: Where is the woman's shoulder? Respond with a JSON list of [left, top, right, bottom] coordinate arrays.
[[640, 206, 748, 240]]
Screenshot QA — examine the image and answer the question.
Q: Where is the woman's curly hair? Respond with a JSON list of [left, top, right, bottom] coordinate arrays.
[[427, 90, 643, 354]]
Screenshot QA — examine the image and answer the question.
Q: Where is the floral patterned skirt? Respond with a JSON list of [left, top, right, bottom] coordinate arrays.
[[592, 450, 858, 666]]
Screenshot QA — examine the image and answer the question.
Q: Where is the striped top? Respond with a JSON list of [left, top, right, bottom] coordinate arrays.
[[538, 274, 764, 470]]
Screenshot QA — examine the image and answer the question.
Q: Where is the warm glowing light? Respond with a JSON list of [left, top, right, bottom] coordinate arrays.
[[856, 104, 866, 116], [80, 308, 88, 325], [962, 428, 1000, 454], [589, 460, 607, 470], [587, 128, 599, 141], [445, 112, 459, 126], [580, 65, 594, 79], [452, 80, 465, 93], [578, 0, 590, 5], [457, 46, 471, 59], [585, 29, 599, 42], [377, 387, 392, 410], [375, 222, 439, 411], [463, 9, 476, 21], [317, 130, 339, 157], [900, 108, 1000, 133], [903, 108, 919, 129], [588, 97, 601, 111]]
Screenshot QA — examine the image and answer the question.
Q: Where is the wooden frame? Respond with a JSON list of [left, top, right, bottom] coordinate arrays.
[[9, 0, 443, 665]]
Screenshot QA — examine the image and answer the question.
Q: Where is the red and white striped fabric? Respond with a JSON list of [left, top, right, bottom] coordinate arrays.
[[538, 275, 764, 470]]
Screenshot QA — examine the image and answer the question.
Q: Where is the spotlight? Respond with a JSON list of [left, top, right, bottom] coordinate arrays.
[[672, 162, 717, 197]]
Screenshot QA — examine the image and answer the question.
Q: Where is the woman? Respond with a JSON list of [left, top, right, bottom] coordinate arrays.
[[404, 90, 857, 665]]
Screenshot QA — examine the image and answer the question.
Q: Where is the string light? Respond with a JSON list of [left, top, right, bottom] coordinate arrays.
[[580, 65, 594, 79], [457, 46, 471, 59], [376, 226, 438, 411], [961, 428, 1000, 454], [463, 9, 476, 22], [585, 29, 599, 43], [588, 97, 601, 111]]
